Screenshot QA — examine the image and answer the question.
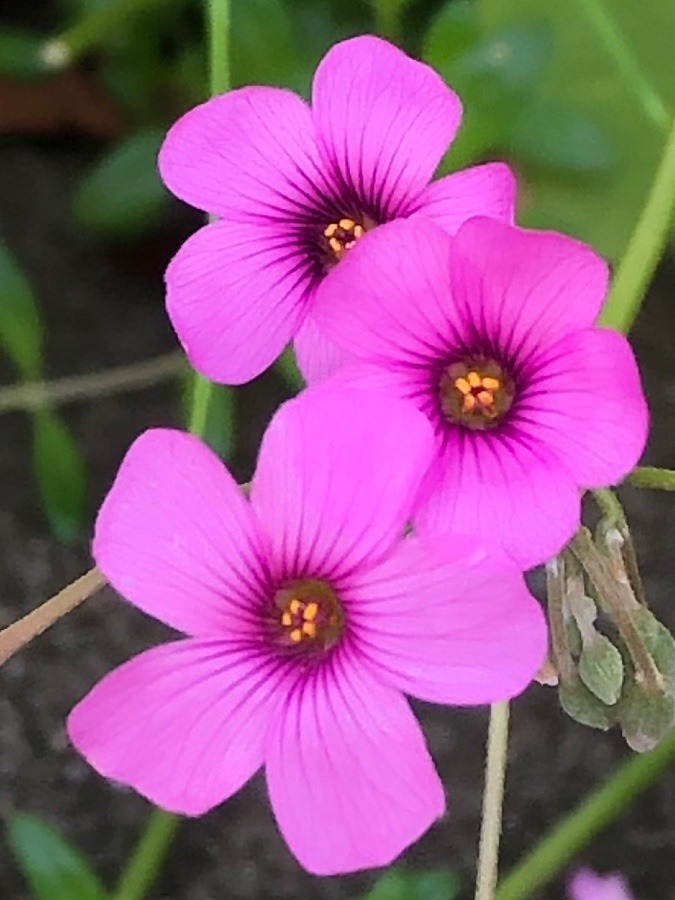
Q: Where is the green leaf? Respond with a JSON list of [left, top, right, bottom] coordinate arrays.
[[618, 681, 675, 753], [363, 868, 460, 900], [425, 20, 552, 169], [559, 673, 616, 730], [578, 634, 624, 706], [32, 411, 88, 541], [8, 813, 108, 900], [616, 607, 675, 751], [72, 130, 168, 239], [0, 29, 52, 78], [0, 243, 43, 380], [479, 0, 675, 259], [423, 1, 481, 67], [447, 24, 552, 94], [508, 100, 615, 174], [231, 0, 311, 93]]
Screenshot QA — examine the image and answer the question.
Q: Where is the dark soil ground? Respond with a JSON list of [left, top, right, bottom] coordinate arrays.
[[1, 130, 675, 900]]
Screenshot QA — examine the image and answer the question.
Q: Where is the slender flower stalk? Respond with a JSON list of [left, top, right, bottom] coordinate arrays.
[[475, 702, 510, 900], [599, 114, 675, 332], [495, 726, 675, 899], [0, 568, 105, 667]]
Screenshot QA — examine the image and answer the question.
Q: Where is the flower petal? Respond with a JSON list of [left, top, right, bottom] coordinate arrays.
[[312, 35, 462, 218], [166, 220, 311, 384], [293, 311, 356, 384], [94, 429, 269, 636], [250, 385, 435, 580], [518, 327, 648, 486], [69, 639, 289, 815], [265, 652, 444, 874], [314, 218, 455, 367], [415, 431, 582, 569], [347, 535, 546, 704], [450, 217, 609, 358], [568, 870, 634, 900], [159, 86, 333, 221], [405, 162, 516, 232]]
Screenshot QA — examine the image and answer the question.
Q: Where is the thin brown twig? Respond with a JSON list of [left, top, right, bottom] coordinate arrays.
[[0, 352, 184, 415], [0, 566, 106, 667]]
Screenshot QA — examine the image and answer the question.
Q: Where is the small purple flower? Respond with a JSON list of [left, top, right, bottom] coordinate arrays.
[[158, 35, 515, 385], [67, 387, 545, 874], [568, 868, 635, 900], [313, 217, 648, 568]]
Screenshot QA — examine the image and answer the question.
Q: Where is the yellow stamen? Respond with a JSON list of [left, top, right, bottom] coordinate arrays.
[[323, 223, 338, 238], [481, 376, 500, 390], [338, 217, 356, 230], [476, 390, 494, 406], [302, 621, 317, 638], [281, 612, 292, 626], [463, 394, 477, 412], [467, 371, 481, 388], [454, 376, 471, 395], [353, 225, 364, 238], [329, 237, 342, 255], [303, 601, 319, 622], [289, 628, 303, 643], [289, 599, 301, 615]]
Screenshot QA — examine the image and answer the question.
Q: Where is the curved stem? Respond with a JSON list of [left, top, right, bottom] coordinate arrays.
[[0, 352, 183, 415], [113, 809, 179, 900], [625, 466, 675, 491], [0, 567, 105, 667], [45, 0, 174, 65], [475, 702, 511, 900], [495, 726, 675, 899], [573, 0, 669, 130], [599, 114, 675, 333]]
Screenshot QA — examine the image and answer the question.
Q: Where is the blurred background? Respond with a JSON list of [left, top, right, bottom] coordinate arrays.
[[0, 0, 674, 897]]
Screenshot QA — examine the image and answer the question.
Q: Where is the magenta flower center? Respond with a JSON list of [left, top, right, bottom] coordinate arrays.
[[439, 358, 514, 430], [272, 578, 344, 653], [321, 216, 371, 268]]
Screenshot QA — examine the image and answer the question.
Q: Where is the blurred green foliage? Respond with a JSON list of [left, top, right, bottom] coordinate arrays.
[[0, 246, 88, 540], [363, 867, 461, 900], [1, 0, 670, 261], [8, 813, 109, 900]]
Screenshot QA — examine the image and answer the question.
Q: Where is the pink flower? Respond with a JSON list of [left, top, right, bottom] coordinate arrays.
[[568, 869, 635, 900], [68, 387, 545, 874], [158, 34, 515, 385], [313, 217, 648, 569]]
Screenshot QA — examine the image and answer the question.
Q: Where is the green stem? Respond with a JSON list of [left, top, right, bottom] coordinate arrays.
[[188, 0, 232, 432], [117, 2, 230, 896], [495, 727, 675, 899], [47, 0, 174, 62], [599, 114, 675, 333], [475, 702, 511, 900], [113, 810, 179, 900], [574, 0, 669, 130], [188, 372, 215, 437], [370, 0, 406, 42], [625, 466, 675, 491]]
